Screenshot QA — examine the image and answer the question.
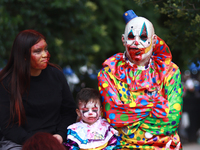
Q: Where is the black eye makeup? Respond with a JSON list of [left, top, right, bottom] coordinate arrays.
[[92, 109, 98, 113], [128, 32, 135, 39], [82, 110, 89, 114], [140, 35, 147, 41]]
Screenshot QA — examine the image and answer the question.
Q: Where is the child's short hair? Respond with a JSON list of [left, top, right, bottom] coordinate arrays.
[[76, 88, 101, 108]]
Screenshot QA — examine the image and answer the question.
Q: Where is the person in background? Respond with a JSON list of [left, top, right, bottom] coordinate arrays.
[[0, 29, 77, 150], [98, 10, 183, 149], [64, 88, 118, 150], [22, 132, 66, 150]]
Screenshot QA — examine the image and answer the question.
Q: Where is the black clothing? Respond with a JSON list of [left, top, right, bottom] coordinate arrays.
[[0, 65, 77, 144]]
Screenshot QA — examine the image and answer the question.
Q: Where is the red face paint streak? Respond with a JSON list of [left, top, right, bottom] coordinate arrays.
[[92, 107, 98, 111], [81, 108, 88, 111], [31, 55, 48, 69], [47, 52, 50, 61], [31, 55, 38, 69]]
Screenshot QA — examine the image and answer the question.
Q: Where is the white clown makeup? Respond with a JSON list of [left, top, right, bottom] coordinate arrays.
[[76, 99, 102, 125], [122, 17, 156, 66]]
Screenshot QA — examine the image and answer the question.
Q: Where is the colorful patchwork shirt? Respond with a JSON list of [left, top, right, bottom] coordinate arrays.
[[65, 117, 118, 150], [97, 36, 183, 150]]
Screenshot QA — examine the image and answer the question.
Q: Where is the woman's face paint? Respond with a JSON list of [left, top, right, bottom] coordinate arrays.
[[30, 39, 50, 76], [77, 99, 101, 125], [122, 17, 156, 65]]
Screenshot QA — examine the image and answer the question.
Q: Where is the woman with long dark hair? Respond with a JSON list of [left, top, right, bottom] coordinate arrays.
[[0, 29, 77, 150]]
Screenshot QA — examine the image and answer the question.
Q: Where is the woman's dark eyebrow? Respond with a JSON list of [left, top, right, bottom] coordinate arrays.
[[33, 45, 48, 51], [33, 48, 42, 51]]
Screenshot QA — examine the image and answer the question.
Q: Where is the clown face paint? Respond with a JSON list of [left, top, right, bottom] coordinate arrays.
[[77, 99, 101, 125], [122, 17, 156, 66], [30, 39, 50, 76]]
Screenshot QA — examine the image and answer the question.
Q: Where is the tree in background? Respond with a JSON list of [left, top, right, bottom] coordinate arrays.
[[0, 0, 168, 68], [1, 0, 183, 91], [0, 0, 103, 70], [134, 0, 200, 70]]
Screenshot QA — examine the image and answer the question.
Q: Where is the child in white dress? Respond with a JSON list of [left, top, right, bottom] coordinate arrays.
[[64, 88, 118, 150]]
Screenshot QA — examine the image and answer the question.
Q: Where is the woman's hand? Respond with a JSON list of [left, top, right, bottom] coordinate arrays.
[[53, 134, 63, 144]]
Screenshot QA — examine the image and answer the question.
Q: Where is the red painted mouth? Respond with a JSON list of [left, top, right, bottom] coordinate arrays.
[[87, 118, 95, 122], [128, 47, 146, 62], [41, 59, 48, 63], [129, 48, 145, 55]]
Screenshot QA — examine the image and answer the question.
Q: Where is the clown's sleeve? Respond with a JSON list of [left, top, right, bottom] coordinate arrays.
[[140, 66, 183, 135], [98, 66, 169, 128]]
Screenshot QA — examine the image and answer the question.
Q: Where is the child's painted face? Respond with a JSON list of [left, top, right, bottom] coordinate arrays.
[[77, 99, 102, 125]]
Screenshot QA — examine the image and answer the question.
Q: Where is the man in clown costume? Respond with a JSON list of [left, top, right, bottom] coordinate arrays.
[[97, 10, 183, 150]]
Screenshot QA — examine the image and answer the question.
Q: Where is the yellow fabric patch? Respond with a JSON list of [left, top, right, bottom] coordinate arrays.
[[173, 103, 181, 111]]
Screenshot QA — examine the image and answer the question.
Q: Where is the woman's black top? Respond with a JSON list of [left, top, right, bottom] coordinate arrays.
[[0, 65, 77, 144]]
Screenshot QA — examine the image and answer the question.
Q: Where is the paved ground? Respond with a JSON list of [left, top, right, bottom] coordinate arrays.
[[182, 143, 200, 150]]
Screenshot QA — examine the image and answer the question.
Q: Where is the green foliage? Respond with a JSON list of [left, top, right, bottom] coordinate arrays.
[[0, 0, 98, 69], [134, 0, 200, 70], [0, 0, 171, 83]]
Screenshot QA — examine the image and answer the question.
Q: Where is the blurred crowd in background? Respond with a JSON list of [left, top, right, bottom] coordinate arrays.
[[178, 61, 200, 144]]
